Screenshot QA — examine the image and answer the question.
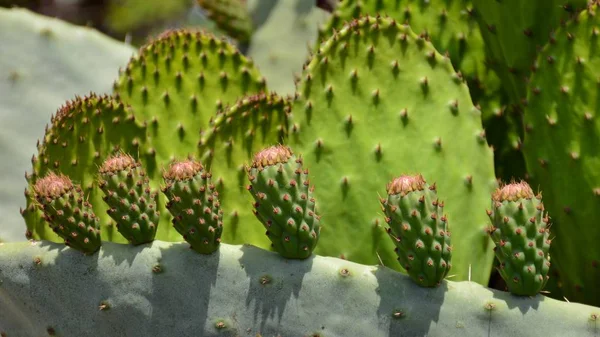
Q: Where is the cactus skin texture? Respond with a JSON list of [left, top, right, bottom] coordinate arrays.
[[22, 94, 148, 244], [162, 159, 223, 254], [247, 145, 321, 259], [487, 182, 551, 296], [522, 4, 600, 306], [381, 175, 452, 287], [1, 240, 600, 336], [289, 15, 497, 284], [471, 0, 588, 104], [32, 173, 101, 254], [98, 153, 160, 245]]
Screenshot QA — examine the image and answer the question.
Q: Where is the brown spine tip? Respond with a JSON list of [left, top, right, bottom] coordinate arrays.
[[492, 181, 535, 202], [164, 159, 204, 181], [34, 172, 73, 198], [99, 153, 139, 174], [251, 145, 293, 169], [386, 174, 426, 196]]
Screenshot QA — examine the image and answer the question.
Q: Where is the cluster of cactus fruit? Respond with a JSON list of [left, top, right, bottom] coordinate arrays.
[[3, 3, 600, 333], [30, 142, 552, 297]]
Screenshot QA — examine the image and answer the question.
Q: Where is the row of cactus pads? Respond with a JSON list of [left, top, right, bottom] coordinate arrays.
[[12, 0, 600, 311], [32, 144, 550, 297]]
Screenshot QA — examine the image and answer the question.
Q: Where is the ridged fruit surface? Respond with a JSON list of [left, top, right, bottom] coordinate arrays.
[[247, 145, 321, 259], [32, 173, 101, 254], [98, 153, 160, 245], [162, 159, 223, 254], [382, 174, 452, 287], [487, 182, 551, 296]]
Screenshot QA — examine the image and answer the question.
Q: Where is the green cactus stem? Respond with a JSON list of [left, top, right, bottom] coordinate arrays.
[[247, 145, 321, 259], [0, 240, 599, 336], [162, 159, 223, 254], [98, 153, 160, 245], [32, 173, 101, 254]]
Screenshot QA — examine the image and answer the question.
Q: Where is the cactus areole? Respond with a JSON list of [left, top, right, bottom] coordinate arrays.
[[487, 181, 552, 296], [382, 174, 452, 287], [247, 145, 321, 259]]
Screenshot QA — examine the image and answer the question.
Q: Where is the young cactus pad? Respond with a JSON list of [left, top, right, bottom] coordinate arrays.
[[381, 174, 452, 287], [1, 240, 600, 336], [162, 159, 223, 254], [98, 153, 160, 245], [32, 173, 101, 254], [487, 181, 551, 296], [22, 94, 149, 244], [522, 3, 600, 306], [247, 145, 321, 259], [289, 15, 497, 283]]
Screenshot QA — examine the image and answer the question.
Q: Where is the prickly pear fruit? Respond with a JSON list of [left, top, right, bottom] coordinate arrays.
[[487, 181, 551, 296], [247, 145, 321, 259], [98, 153, 160, 245], [381, 175, 452, 287], [32, 173, 101, 254], [162, 159, 223, 254]]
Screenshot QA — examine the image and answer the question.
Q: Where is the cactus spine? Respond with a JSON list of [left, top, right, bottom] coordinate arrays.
[[247, 145, 321, 259], [381, 175, 452, 287], [162, 159, 223, 254], [98, 153, 160, 245], [32, 173, 101, 254], [487, 181, 552, 296]]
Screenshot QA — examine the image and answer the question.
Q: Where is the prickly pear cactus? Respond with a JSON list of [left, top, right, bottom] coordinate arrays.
[[381, 175, 452, 287], [162, 159, 224, 254], [487, 182, 551, 296], [289, 15, 497, 284], [98, 153, 160, 245], [247, 145, 321, 259], [522, 3, 600, 306], [471, 0, 588, 104], [32, 173, 102, 254], [197, 0, 253, 42], [198, 92, 288, 250], [22, 94, 148, 243]]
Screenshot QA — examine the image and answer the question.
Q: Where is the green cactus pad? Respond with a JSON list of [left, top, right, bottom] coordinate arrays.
[[162, 159, 223, 254], [197, 0, 253, 43], [522, 4, 600, 306], [288, 15, 497, 284], [98, 153, 160, 245], [22, 94, 149, 244], [472, 0, 587, 104], [198, 92, 288, 250], [487, 182, 551, 296], [0, 8, 135, 242], [382, 175, 452, 287], [247, 145, 322, 259], [113, 29, 266, 164], [32, 173, 101, 254], [1, 240, 600, 336]]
